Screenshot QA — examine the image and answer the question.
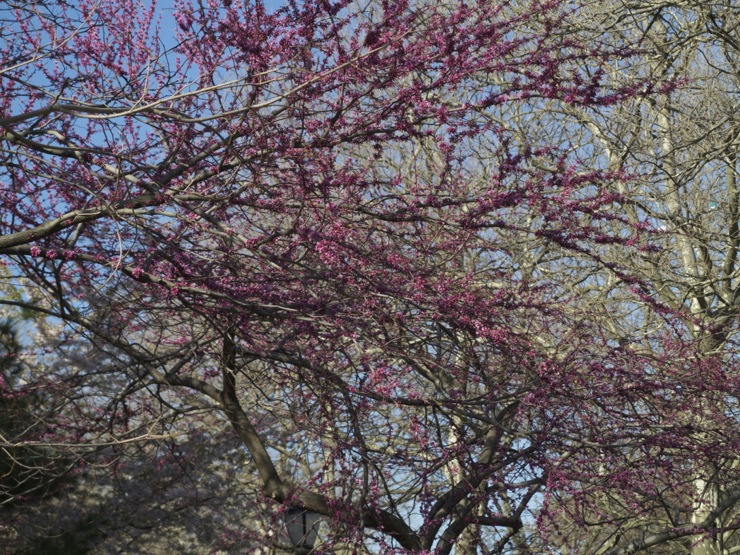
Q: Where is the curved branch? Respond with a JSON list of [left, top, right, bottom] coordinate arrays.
[[604, 489, 740, 555], [220, 333, 423, 552]]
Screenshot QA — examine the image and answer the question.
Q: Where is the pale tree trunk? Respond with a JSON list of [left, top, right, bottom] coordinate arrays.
[[323, 407, 354, 555], [443, 418, 479, 555], [442, 332, 479, 555], [659, 101, 720, 555], [691, 476, 720, 555]]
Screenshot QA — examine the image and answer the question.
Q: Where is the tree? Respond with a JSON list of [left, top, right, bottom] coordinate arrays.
[[491, 0, 739, 552], [0, 318, 66, 507], [2, 0, 737, 553], [0, 264, 83, 503], [0, 312, 266, 554]]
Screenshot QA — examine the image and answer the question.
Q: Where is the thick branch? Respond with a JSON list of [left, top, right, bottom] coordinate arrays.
[[219, 334, 423, 551], [0, 194, 160, 250], [603, 490, 740, 555]]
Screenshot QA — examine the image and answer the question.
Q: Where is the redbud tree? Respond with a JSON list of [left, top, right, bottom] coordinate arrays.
[[1, 0, 738, 553]]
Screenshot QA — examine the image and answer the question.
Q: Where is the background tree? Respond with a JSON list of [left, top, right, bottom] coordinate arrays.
[[489, 0, 739, 552]]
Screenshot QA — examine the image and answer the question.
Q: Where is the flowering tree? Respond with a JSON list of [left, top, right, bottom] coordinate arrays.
[[2, 0, 738, 553]]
